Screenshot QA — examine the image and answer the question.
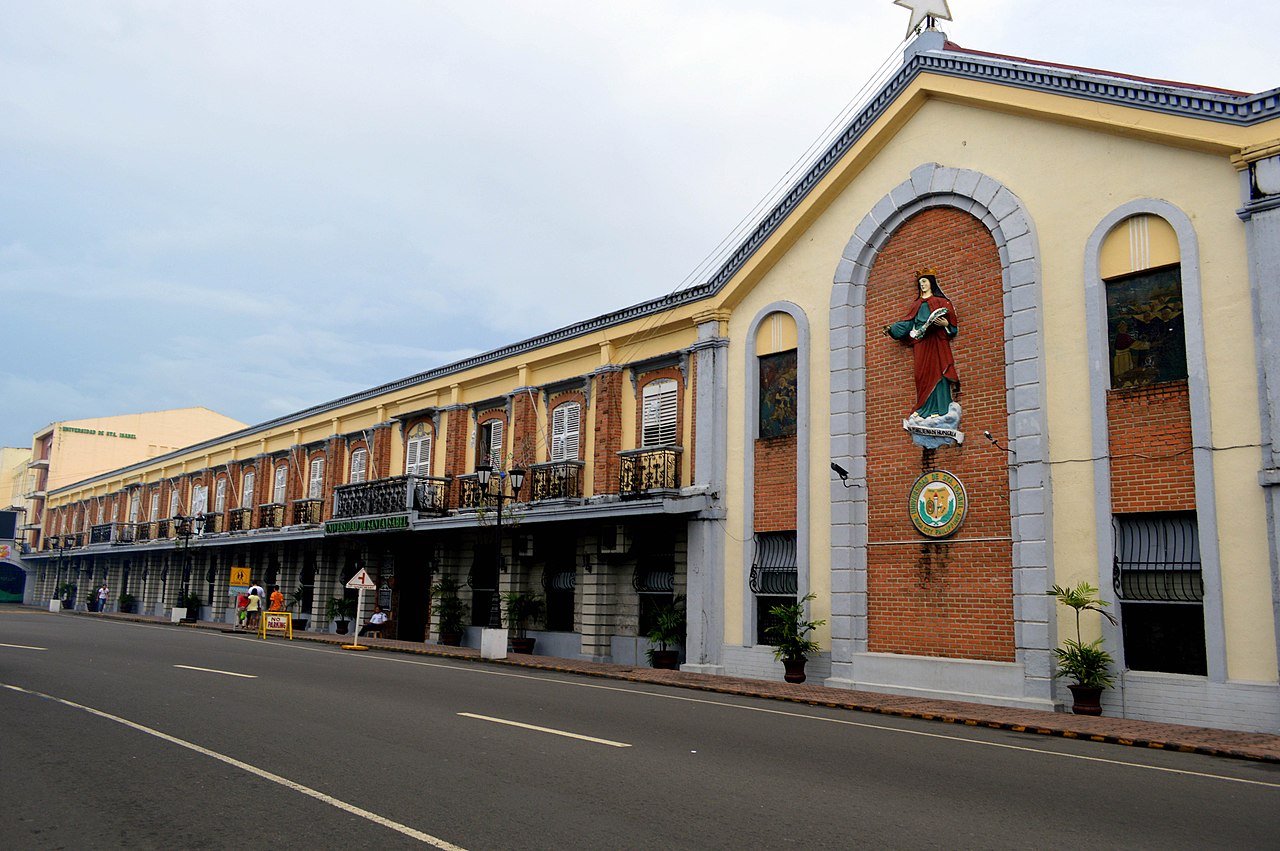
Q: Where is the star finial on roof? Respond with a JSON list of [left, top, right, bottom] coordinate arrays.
[[893, 0, 953, 39]]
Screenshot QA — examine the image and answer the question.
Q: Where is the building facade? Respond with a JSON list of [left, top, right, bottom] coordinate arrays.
[[27, 31, 1280, 732]]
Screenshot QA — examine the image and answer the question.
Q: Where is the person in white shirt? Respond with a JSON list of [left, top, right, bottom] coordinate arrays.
[[359, 605, 389, 636]]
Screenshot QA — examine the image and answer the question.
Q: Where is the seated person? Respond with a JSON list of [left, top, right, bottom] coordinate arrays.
[[359, 605, 390, 636]]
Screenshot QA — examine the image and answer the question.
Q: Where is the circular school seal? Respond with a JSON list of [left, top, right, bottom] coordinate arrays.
[[908, 470, 967, 538]]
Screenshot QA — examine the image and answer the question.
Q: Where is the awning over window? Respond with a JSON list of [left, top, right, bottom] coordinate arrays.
[[750, 532, 797, 596]]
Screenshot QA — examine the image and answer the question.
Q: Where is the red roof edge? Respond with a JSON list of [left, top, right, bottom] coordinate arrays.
[[940, 40, 1250, 97]]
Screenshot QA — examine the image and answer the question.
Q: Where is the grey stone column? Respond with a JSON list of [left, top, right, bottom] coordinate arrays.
[[683, 313, 729, 674], [1240, 151, 1280, 680]]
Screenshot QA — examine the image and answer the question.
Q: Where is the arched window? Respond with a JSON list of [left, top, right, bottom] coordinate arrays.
[[550, 402, 581, 461], [641, 379, 678, 446], [241, 471, 255, 508], [478, 419, 504, 469], [308, 458, 325, 499], [273, 465, 288, 504], [1102, 215, 1186, 389], [214, 478, 227, 513], [350, 448, 368, 483], [405, 423, 431, 477]]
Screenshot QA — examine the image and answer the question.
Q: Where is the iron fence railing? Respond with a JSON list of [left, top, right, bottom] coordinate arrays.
[[333, 475, 450, 518], [291, 499, 322, 525], [227, 508, 252, 532], [529, 461, 584, 501], [618, 446, 682, 499], [258, 503, 285, 529]]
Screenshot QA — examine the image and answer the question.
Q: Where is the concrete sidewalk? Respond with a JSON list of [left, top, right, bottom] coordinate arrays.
[[61, 607, 1280, 764]]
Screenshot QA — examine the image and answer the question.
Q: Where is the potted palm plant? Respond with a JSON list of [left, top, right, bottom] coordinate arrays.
[[117, 592, 137, 614], [290, 586, 311, 631], [765, 593, 826, 683], [430, 575, 469, 646], [326, 596, 357, 635], [1048, 582, 1118, 715], [644, 595, 686, 669], [502, 591, 545, 654]]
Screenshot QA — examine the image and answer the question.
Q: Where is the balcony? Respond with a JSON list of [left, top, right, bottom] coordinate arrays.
[[291, 499, 322, 526], [333, 475, 450, 519], [227, 507, 252, 532], [201, 512, 225, 534], [135, 522, 153, 542], [258, 503, 285, 529], [618, 446, 682, 499], [157, 518, 174, 539], [90, 522, 136, 545], [458, 474, 502, 510], [529, 461, 584, 502]]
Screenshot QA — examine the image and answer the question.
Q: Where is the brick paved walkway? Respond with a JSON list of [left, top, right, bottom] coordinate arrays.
[[62, 608, 1280, 764]]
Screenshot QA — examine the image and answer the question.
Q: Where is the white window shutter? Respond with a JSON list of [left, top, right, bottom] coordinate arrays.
[[169, 491, 180, 517], [551, 405, 566, 461], [350, 449, 367, 483], [552, 402, 580, 461], [215, 479, 227, 513], [192, 485, 208, 515], [489, 421, 504, 468], [129, 492, 140, 523], [309, 458, 325, 499], [149, 491, 159, 521], [242, 472, 255, 508], [274, 465, 288, 504], [642, 379, 677, 447]]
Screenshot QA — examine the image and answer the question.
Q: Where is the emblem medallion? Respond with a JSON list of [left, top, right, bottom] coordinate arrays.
[[908, 470, 967, 538]]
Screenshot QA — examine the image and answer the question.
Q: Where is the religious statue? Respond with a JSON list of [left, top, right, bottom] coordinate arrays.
[[884, 269, 964, 447]]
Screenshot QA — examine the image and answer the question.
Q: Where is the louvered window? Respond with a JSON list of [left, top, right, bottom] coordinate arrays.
[[406, 423, 431, 476], [149, 491, 159, 521], [479, 420, 504, 469], [751, 531, 798, 645], [214, 479, 227, 513], [241, 472, 255, 508], [308, 458, 325, 499], [168, 491, 180, 517], [551, 402, 581, 461], [128, 491, 141, 523], [641, 379, 678, 446], [350, 448, 368, 483], [273, 465, 288, 504], [191, 485, 208, 515]]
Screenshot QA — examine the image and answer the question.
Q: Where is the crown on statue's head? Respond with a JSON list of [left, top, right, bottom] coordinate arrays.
[[915, 267, 938, 278]]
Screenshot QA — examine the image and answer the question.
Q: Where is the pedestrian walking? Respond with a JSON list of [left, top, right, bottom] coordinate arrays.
[[235, 591, 249, 629], [96, 583, 109, 613], [245, 587, 262, 630]]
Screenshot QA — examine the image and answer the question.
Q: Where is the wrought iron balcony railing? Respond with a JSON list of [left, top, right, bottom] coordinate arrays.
[[227, 507, 252, 532], [332, 475, 450, 519], [157, 518, 173, 539], [91, 522, 136, 545], [258, 503, 285, 529], [618, 446, 682, 499], [200, 512, 224, 534], [529, 461, 584, 502], [135, 522, 153, 542], [291, 499, 322, 526], [458, 474, 503, 510]]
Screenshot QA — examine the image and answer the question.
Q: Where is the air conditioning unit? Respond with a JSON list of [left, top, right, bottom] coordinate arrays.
[[598, 524, 630, 556], [514, 535, 534, 559]]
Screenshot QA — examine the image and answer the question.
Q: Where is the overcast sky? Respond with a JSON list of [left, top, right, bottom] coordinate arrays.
[[1, 1, 1272, 450]]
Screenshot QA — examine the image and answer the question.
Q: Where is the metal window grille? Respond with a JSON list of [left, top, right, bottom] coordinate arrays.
[[749, 532, 798, 596], [1113, 512, 1203, 603]]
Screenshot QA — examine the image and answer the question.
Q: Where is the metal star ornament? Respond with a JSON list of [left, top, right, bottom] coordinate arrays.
[[893, 0, 953, 39]]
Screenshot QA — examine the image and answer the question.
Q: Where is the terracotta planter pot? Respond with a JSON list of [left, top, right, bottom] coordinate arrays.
[[650, 649, 679, 670], [1068, 684, 1104, 715], [510, 637, 536, 654], [782, 657, 808, 684]]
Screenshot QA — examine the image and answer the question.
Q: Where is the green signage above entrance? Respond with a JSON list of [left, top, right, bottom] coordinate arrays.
[[324, 515, 410, 535]]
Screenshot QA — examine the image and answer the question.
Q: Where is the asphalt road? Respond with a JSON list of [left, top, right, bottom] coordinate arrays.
[[3, 608, 1280, 850]]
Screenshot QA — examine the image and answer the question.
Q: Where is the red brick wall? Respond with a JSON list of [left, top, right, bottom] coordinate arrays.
[[593, 370, 622, 495], [1107, 382, 1195, 512], [754, 435, 797, 532], [443, 410, 469, 506], [510, 391, 538, 470], [865, 207, 1014, 662]]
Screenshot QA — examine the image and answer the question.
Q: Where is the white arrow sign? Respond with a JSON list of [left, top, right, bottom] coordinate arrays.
[[345, 568, 377, 590]]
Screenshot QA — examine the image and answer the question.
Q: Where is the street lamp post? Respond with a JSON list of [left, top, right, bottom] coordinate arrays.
[[474, 465, 524, 629], [50, 534, 72, 607], [172, 514, 205, 612]]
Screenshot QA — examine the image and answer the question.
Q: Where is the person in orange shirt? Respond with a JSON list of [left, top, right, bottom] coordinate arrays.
[[268, 585, 285, 612]]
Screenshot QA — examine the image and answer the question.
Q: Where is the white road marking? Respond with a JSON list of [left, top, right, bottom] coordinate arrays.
[[174, 664, 257, 679], [0, 642, 47, 651], [0, 682, 468, 850], [458, 712, 632, 748]]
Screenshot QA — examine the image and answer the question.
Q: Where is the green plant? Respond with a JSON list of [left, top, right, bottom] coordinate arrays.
[[1048, 582, 1118, 689], [765, 593, 826, 661], [290, 586, 310, 613], [502, 591, 545, 639], [55, 581, 74, 597], [326, 596, 357, 622], [431, 575, 469, 634], [181, 592, 203, 610], [117, 592, 137, 612], [644, 595, 686, 664]]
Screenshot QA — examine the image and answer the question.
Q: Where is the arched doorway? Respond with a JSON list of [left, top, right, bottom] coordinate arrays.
[[0, 562, 27, 603]]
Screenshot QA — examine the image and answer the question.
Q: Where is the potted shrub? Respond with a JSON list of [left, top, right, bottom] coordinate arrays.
[[56, 582, 76, 610], [290, 586, 311, 631], [644, 595, 686, 669], [502, 591, 545, 654], [118, 592, 137, 614], [326, 596, 357, 635], [765, 593, 826, 684], [430, 575, 469, 646], [1048, 582, 1118, 715], [177, 592, 202, 623]]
